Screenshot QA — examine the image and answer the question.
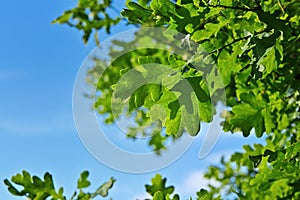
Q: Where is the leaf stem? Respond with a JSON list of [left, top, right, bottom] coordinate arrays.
[[277, 0, 285, 14]]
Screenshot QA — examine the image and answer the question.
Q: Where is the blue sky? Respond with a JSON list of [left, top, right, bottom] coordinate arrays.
[[0, 1, 266, 199]]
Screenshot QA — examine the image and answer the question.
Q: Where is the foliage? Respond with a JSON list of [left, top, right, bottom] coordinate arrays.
[[4, 170, 115, 200], [5, 0, 300, 199], [52, 0, 120, 44], [146, 174, 180, 200], [67, 0, 300, 155]]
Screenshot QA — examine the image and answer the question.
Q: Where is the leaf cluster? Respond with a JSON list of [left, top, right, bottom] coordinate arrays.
[[52, 0, 120, 44], [4, 171, 115, 200]]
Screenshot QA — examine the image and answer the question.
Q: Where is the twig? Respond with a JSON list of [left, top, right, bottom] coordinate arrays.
[[254, 0, 262, 10], [207, 4, 255, 12], [208, 35, 251, 55]]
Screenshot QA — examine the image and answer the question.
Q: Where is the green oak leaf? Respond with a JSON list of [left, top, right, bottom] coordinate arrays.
[[77, 171, 91, 189], [91, 177, 116, 198], [146, 174, 175, 197], [229, 103, 265, 137]]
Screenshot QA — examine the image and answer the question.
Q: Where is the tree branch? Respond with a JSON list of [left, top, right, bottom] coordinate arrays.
[[207, 4, 255, 12], [208, 35, 251, 55]]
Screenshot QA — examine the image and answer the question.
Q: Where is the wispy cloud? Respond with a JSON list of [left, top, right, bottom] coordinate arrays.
[[0, 69, 27, 81], [0, 110, 75, 136]]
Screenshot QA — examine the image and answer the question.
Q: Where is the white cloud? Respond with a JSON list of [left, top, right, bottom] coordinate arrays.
[[176, 170, 220, 198], [131, 192, 151, 200], [203, 150, 233, 164]]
